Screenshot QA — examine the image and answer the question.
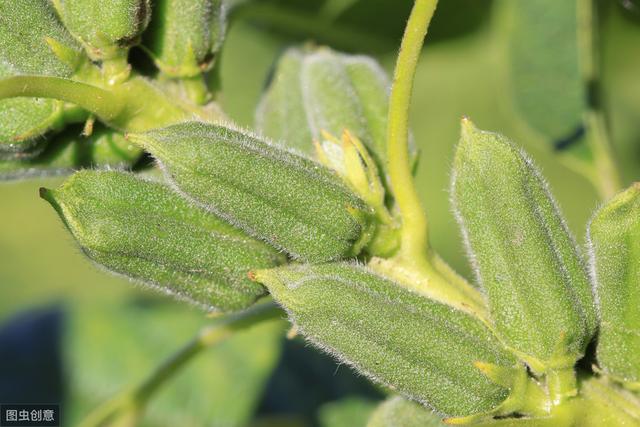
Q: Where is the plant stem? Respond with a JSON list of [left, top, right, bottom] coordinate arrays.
[[78, 301, 283, 427], [386, 0, 438, 264], [0, 76, 124, 121], [577, 0, 622, 200]]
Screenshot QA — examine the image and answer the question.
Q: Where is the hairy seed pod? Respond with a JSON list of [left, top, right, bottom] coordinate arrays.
[[130, 122, 373, 262], [256, 47, 390, 163], [589, 184, 640, 388], [367, 396, 445, 427], [255, 263, 519, 418], [53, 0, 151, 62], [0, 0, 81, 156], [41, 170, 284, 311], [451, 119, 596, 373], [0, 124, 142, 180], [144, 0, 226, 78]]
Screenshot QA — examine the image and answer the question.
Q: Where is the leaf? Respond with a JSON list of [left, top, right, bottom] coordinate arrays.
[[255, 262, 520, 418], [41, 170, 285, 312], [131, 122, 374, 262], [366, 396, 444, 427], [450, 119, 596, 373], [0, 124, 142, 180], [318, 397, 378, 427], [506, 0, 586, 151], [0, 0, 81, 155], [143, 0, 226, 77], [588, 184, 640, 388]]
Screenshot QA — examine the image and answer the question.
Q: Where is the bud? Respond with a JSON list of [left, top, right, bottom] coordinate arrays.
[[41, 170, 285, 312], [143, 0, 226, 78], [451, 119, 596, 374], [129, 122, 374, 262], [53, 0, 151, 65], [254, 263, 521, 418], [588, 184, 640, 389], [0, 0, 81, 156]]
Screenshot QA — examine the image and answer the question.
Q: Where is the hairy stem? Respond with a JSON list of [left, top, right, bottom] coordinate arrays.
[[386, 0, 438, 264], [577, 0, 621, 200], [78, 301, 283, 427], [0, 76, 124, 121]]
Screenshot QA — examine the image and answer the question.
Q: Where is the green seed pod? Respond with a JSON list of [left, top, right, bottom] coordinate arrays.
[[588, 184, 640, 389], [451, 119, 596, 374], [255, 263, 519, 418], [0, 124, 142, 180], [52, 0, 151, 63], [41, 170, 284, 311], [0, 0, 81, 156], [144, 0, 226, 78], [367, 396, 445, 427], [256, 47, 390, 162], [130, 122, 373, 262], [255, 48, 312, 154]]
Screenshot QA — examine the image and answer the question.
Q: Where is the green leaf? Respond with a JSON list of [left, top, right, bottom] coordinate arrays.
[[0, 124, 142, 180], [506, 0, 586, 149], [318, 397, 378, 427], [144, 0, 226, 77], [256, 47, 390, 165], [451, 119, 596, 373], [131, 122, 374, 262], [0, 0, 81, 155], [255, 262, 520, 418], [588, 184, 640, 389], [53, 0, 151, 61], [41, 170, 285, 312], [366, 396, 444, 427]]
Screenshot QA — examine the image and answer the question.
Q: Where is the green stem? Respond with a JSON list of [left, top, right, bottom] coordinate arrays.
[[0, 76, 124, 121], [78, 301, 283, 427], [386, 0, 438, 264], [577, 0, 622, 200]]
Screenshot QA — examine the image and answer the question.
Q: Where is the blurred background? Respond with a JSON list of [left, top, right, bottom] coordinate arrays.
[[1, 0, 639, 425]]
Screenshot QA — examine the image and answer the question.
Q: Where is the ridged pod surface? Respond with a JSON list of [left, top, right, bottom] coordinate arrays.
[[132, 122, 373, 262], [451, 120, 596, 372], [255, 263, 518, 417], [41, 170, 284, 311], [589, 184, 640, 388], [0, 0, 80, 156]]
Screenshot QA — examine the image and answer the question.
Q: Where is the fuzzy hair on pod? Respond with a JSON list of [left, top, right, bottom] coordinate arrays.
[[450, 119, 596, 373], [256, 262, 520, 418], [41, 170, 285, 312], [131, 121, 374, 262], [588, 184, 640, 388]]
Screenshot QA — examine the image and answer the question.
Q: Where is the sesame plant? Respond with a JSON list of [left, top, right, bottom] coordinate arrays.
[[1, 0, 640, 426]]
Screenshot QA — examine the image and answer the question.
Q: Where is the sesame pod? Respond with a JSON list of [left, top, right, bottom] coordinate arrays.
[[0, 124, 142, 180], [257, 47, 390, 163], [131, 122, 373, 262], [53, 0, 150, 64], [41, 170, 285, 312], [588, 184, 640, 388], [144, 0, 226, 78], [367, 396, 445, 427], [255, 263, 519, 417], [451, 120, 596, 373], [255, 48, 312, 154], [0, 0, 81, 156]]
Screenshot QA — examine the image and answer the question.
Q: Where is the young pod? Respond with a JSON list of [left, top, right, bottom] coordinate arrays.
[[451, 119, 596, 374], [41, 170, 285, 312], [52, 0, 151, 65], [0, 0, 81, 156], [256, 47, 390, 164], [589, 184, 640, 388], [254, 263, 520, 418], [143, 0, 226, 78], [130, 122, 373, 262]]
